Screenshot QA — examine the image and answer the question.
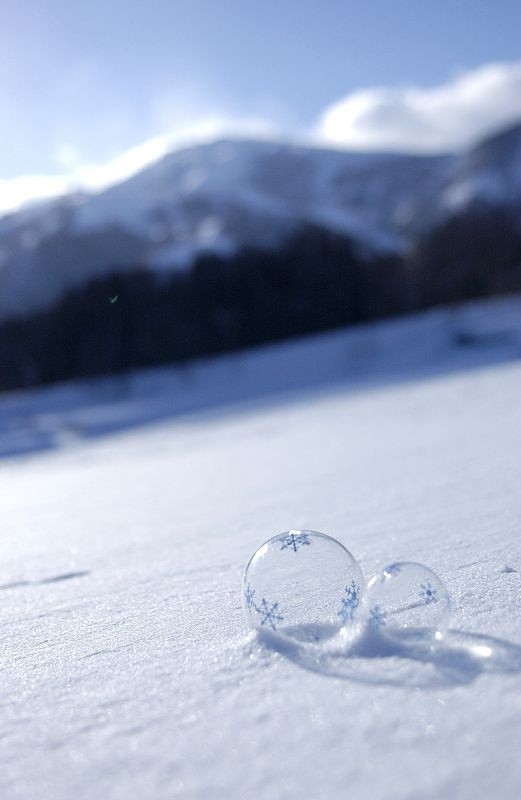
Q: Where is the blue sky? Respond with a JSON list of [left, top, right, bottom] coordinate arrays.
[[1, 0, 521, 208]]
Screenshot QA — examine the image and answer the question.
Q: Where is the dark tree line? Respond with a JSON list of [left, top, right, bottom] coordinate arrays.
[[414, 204, 521, 305], [0, 225, 406, 391], [1, 208, 520, 392]]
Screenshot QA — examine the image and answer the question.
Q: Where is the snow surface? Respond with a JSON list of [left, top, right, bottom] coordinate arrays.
[[1, 297, 521, 800]]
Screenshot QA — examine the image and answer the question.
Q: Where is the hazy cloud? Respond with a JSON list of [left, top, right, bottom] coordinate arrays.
[[0, 174, 72, 215], [317, 60, 521, 153], [0, 115, 279, 215]]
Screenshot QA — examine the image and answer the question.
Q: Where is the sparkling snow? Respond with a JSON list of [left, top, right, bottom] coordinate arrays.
[[1, 297, 520, 799]]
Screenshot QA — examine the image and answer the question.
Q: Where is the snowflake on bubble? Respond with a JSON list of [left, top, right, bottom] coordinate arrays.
[[384, 563, 402, 576], [242, 530, 363, 643], [337, 580, 361, 624], [369, 605, 387, 627], [255, 598, 284, 630], [244, 584, 256, 611], [419, 582, 438, 604], [365, 562, 450, 643], [279, 531, 311, 552]]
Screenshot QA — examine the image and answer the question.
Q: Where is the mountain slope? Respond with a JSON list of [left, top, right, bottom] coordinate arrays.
[[0, 139, 453, 321], [2, 123, 521, 327], [442, 122, 521, 210]]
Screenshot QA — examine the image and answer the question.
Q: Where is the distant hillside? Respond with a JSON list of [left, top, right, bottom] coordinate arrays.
[[0, 138, 453, 321], [1, 124, 521, 390]]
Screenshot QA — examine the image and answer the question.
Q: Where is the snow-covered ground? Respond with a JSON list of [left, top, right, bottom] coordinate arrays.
[[1, 297, 521, 800]]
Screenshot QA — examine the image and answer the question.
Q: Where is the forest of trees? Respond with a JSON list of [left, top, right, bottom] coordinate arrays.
[[414, 205, 521, 305], [1, 207, 520, 392]]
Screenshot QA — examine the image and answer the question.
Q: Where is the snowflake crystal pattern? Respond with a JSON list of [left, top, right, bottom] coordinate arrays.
[[369, 604, 387, 627], [384, 563, 402, 576], [419, 582, 438, 604], [243, 530, 364, 641], [337, 580, 361, 624], [279, 532, 311, 552], [255, 598, 284, 630], [244, 584, 256, 611]]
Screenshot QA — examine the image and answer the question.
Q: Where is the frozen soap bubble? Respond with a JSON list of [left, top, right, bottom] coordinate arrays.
[[242, 530, 363, 644], [364, 561, 451, 644]]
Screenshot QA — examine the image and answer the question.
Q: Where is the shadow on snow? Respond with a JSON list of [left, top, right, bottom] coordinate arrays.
[[0, 297, 520, 460], [256, 625, 521, 690]]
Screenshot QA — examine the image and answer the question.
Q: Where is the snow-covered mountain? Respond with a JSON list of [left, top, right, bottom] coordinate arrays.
[[0, 139, 452, 321], [441, 122, 521, 211], [1, 123, 521, 324]]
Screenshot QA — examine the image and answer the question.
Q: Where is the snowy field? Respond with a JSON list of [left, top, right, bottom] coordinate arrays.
[[1, 297, 521, 800]]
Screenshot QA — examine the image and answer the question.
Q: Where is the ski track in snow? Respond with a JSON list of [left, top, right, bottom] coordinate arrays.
[[0, 297, 521, 799]]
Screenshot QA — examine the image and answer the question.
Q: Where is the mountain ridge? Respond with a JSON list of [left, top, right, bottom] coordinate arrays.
[[0, 138, 453, 321], [0, 122, 521, 324]]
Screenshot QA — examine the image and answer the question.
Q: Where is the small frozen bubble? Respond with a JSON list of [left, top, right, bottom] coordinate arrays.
[[364, 561, 451, 643], [242, 530, 363, 644]]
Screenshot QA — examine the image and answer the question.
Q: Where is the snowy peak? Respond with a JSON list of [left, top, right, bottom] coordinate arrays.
[[442, 121, 521, 210], [1, 123, 521, 322], [0, 138, 453, 320], [72, 138, 451, 249], [465, 121, 521, 173]]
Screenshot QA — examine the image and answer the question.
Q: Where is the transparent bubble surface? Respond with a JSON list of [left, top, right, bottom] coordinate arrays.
[[364, 561, 451, 643], [242, 530, 363, 644]]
